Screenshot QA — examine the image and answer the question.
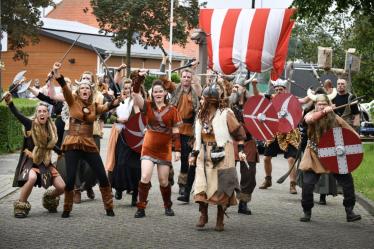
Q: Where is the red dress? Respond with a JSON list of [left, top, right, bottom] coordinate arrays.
[[141, 101, 182, 165]]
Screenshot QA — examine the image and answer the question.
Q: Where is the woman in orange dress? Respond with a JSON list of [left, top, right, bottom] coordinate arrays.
[[132, 79, 182, 218]]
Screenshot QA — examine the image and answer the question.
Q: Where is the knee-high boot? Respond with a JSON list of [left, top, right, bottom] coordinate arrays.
[[215, 205, 225, 231], [196, 202, 208, 228], [160, 184, 175, 216], [100, 186, 115, 216], [62, 190, 74, 218], [135, 181, 151, 218]]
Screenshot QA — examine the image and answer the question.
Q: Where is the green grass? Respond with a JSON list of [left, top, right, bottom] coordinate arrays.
[[353, 143, 374, 201]]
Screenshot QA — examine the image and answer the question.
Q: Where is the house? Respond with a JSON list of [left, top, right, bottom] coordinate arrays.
[[1, 0, 199, 89]]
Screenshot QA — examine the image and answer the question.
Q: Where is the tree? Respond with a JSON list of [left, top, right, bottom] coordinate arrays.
[[288, 13, 352, 68], [349, 14, 374, 100], [291, 0, 374, 22], [290, 0, 374, 101], [90, 0, 202, 75], [1, 0, 54, 63]]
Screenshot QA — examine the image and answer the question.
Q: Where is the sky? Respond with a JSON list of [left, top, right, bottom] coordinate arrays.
[[199, 0, 294, 9]]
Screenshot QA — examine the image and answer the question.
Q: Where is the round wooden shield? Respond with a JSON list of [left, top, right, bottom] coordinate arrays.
[[317, 127, 363, 174], [272, 93, 302, 133], [123, 112, 147, 153], [243, 95, 279, 141]]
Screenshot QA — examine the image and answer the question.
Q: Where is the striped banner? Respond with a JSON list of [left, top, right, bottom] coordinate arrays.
[[199, 8, 295, 80]]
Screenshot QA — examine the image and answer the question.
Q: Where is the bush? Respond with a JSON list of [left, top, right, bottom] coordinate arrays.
[[144, 73, 181, 91], [0, 98, 38, 154], [144, 75, 157, 91], [171, 73, 180, 83]]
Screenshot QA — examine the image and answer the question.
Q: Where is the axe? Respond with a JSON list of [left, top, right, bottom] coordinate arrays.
[[1, 70, 27, 102]]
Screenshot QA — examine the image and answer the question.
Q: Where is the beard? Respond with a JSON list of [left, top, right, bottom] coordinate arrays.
[[308, 111, 337, 142]]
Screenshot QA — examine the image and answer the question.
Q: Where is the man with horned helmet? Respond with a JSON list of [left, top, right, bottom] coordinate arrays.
[[253, 79, 301, 194], [229, 76, 259, 215]]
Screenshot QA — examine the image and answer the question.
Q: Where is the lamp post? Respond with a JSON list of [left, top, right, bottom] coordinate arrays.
[[169, 0, 174, 80]]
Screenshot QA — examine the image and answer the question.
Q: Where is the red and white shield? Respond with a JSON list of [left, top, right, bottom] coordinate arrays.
[[317, 127, 363, 174], [272, 93, 302, 133], [243, 95, 279, 141], [123, 112, 147, 153]]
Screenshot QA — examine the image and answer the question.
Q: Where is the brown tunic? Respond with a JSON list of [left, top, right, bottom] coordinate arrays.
[[60, 79, 111, 153], [176, 92, 194, 136], [299, 115, 358, 173]]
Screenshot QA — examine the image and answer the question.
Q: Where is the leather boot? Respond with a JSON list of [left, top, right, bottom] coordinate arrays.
[[62, 190, 74, 218], [238, 201, 252, 215], [196, 203, 208, 228], [160, 184, 175, 216], [318, 194, 327, 205], [134, 181, 151, 218], [290, 181, 297, 194], [86, 187, 95, 200], [131, 191, 137, 207], [177, 184, 190, 203], [73, 189, 81, 204], [345, 206, 361, 222], [259, 176, 272, 189], [300, 210, 311, 222], [115, 190, 122, 200], [99, 186, 115, 216], [215, 205, 225, 231]]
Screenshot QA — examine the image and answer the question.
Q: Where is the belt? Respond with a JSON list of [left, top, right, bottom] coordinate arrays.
[[182, 117, 195, 124], [68, 123, 93, 137], [202, 141, 217, 146]]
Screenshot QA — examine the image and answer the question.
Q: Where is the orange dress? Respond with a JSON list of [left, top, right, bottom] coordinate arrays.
[[141, 101, 182, 165]]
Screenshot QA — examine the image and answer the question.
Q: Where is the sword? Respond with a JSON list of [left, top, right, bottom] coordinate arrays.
[[90, 44, 121, 97], [46, 34, 81, 83], [277, 148, 302, 184], [171, 59, 199, 72]]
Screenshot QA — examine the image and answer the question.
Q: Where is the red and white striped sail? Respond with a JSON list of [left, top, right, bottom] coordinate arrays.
[[199, 8, 295, 80]]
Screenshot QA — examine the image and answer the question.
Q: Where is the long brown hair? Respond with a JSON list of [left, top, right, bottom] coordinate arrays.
[[308, 94, 337, 142], [150, 80, 169, 109]]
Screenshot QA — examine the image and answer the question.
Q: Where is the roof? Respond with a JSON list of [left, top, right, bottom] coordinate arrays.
[[46, 0, 198, 58], [41, 18, 188, 60]]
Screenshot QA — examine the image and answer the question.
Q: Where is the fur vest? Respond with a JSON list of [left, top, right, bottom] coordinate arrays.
[[170, 84, 200, 113], [195, 109, 232, 151]]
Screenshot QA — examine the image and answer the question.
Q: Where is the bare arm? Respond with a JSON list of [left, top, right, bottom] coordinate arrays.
[[28, 86, 40, 97], [251, 79, 260, 96], [132, 92, 145, 110], [353, 114, 360, 127], [114, 64, 127, 84]]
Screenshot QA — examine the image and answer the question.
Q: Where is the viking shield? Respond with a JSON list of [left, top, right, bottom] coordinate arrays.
[[272, 93, 302, 133], [243, 95, 279, 141], [123, 113, 147, 153], [317, 127, 363, 174]]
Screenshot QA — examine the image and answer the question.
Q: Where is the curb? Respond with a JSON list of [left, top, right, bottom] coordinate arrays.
[[356, 192, 374, 216], [0, 187, 19, 201]]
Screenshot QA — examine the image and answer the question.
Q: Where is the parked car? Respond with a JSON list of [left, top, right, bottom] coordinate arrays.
[[360, 121, 374, 136]]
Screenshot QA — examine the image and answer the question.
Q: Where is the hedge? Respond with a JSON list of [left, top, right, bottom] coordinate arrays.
[[0, 98, 39, 154], [144, 73, 181, 91]]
